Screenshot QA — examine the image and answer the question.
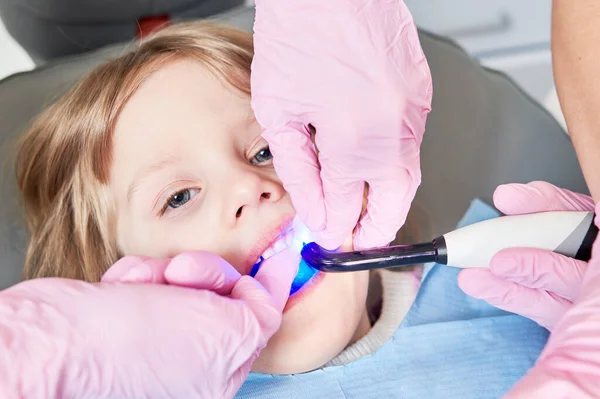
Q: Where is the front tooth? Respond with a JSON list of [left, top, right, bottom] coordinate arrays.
[[272, 237, 288, 254], [284, 231, 294, 247], [262, 247, 275, 260]]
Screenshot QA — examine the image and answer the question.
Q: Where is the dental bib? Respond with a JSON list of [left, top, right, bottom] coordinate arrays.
[[236, 199, 549, 398]]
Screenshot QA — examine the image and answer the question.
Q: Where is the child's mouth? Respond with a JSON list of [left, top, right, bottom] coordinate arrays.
[[250, 241, 319, 296], [249, 219, 319, 296], [250, 229, 319, 296], [249, 226, 294, 276]]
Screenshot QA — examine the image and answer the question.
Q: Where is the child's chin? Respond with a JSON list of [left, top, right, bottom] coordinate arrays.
[[251, 343, 338, 375]]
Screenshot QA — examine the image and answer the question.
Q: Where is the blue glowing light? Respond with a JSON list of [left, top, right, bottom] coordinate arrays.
[[249, 257, 262, 277], [248, 241, 318, 295], [249, 218, 318, 294], [289, 252, 318, 296]]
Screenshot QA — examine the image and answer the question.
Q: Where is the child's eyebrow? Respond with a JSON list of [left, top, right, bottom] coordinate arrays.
[[127, 156, 180, 204]]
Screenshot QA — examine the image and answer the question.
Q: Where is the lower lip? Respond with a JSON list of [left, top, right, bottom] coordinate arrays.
[[284, 261, 325, 313]]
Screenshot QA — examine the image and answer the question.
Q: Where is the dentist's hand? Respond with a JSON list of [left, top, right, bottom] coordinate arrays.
[[0, 249, 298, 399], [458, 181, 594, 330], [505, 201, 600, 399], [251, 0, 432, 250]]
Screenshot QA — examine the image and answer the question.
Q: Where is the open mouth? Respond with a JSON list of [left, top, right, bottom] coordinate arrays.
[[252, 253, 319, 296], [249, 227, 319, 296], [249, 226, 295, 276]]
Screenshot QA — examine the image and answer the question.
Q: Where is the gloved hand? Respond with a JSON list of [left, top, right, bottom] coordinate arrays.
[[505, 202, 600, 398], [0, 249, 299, 399], [251, 0, 432, 250], [457, 181, 595, 330]]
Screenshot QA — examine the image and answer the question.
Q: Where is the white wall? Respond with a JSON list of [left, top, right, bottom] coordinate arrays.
[[0, 17, 34, 81]]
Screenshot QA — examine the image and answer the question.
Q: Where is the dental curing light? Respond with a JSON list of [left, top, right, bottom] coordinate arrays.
[[301, 211, 598, 272]]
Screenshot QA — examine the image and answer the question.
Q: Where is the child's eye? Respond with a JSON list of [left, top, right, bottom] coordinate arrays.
[[162, 188, 199, 213], [251, 146, 273, 165]]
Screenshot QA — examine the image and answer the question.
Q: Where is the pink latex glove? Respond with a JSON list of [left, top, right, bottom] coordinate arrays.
[[251, 0, 432, 250], [458, 181, 595, 330], [504, 202, 600, 398], [0, 249, 298, 399]]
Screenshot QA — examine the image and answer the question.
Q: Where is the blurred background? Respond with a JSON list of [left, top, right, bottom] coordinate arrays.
[[404, 0, 565, 130], [0, 16, 34, 80], [0, 0, 566, 129]]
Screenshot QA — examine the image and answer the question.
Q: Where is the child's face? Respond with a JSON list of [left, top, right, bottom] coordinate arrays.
[[110, 60, 370, 374]]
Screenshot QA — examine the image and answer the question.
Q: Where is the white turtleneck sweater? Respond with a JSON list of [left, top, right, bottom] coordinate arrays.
[[326, 269, 420, 366]]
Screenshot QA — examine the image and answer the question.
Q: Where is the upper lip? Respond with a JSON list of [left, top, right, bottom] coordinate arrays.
[[244, 217, 295, 274]]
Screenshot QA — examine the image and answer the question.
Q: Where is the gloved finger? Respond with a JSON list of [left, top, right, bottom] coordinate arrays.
[[101, 255, 169, 283], [353, 170, 415, 249], [313, 153, 364, 250], [504, 364, 600, 399], [252, 247, 300, 313], [230, 275, 282, 339], [494, 181, 595, 215], [262, 122, 325, 232], [490, 248, 587, 302], [315, 178, 364, 250], [458, 269, 572, 330], [164, 251, 241, 295]]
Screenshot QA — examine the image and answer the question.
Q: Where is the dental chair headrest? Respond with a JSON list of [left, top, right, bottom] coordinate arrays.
[[0, 0, 246, 63]]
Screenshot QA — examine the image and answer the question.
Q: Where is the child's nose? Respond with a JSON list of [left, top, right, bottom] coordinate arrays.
[[226, 170, 285, 223]]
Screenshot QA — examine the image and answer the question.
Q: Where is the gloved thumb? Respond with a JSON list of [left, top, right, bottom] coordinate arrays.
[[164, 251, 242, 296], [252, 247, 300, 313], [101, 255, 170, 283], [493, 181, 594, 215], [229, 248, 299, 344], [225, 248, 299, 342]]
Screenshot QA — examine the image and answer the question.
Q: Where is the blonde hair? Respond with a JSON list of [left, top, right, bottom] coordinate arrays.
[[16, 21, 254, 281]]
